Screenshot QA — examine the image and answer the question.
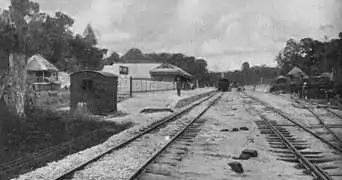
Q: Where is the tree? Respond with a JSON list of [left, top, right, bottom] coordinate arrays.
[[121, 48, 158, 63], [275, 38, 302, 75], [0, 0, 42, 147], [83, 23, 97, 47], [104, 51, 120, 65], [67, 24, 107, 71]]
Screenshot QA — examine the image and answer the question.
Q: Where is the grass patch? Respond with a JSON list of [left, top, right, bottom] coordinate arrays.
[[31, 88, 70, 109], [0, 107, 134, 169]]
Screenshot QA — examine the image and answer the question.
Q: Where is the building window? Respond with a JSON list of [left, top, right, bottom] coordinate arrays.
[[119, 66, 128, 75], [36, 71, 43, 77], [82, 79, 93, 90], [45, 71, 51, 77]]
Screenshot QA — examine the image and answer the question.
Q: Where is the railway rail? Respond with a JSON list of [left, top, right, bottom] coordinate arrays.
[[265, 92, 342, 147], [241, 92, 342, 180], [52, 91, 220, 180], [126, 92, 223, 180], [243, 91, 342, 152], [273, 92, 342, 120]]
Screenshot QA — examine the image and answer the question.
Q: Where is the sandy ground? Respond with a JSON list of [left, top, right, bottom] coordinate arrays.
[[12, 88, 215, 180], [118, 88, 215, 112], [171, 92, 311, 180], [106, 88, 216, 125], [244, 90, 342, 178], [70, 93, 220, 180]]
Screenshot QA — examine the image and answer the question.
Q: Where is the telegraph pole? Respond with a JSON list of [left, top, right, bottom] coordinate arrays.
[[324, 35, 328, 73]]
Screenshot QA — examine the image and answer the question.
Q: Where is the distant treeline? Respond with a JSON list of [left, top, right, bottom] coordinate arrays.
[[207, 62, 279, 86], [104, 48, 213, 86]]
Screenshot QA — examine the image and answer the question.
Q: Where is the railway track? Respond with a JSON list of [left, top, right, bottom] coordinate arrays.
[[241, 92, 342, 180], [263, 92, 342, 148], [126, 92, 223, 180], [52, 91, 221, 180], [273, 92, 342, 120]]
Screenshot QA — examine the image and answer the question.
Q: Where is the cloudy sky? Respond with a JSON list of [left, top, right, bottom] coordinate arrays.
[[1, 0, 342, 71]]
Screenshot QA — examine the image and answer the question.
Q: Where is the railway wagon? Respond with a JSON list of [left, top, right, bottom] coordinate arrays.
[[218, 78, 230, 92]]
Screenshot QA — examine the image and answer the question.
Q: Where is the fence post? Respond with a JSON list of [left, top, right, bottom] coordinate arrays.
[[129, 76, 133, 97]]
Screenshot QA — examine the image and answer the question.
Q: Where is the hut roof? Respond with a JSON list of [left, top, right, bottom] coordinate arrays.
[[70, 70, 118, 78], [27, 54, 59, 72], [276, 75, 287, 80], [149, 63, 192, 78], [321, 72, 333, 81], [287, 67, 308, 78]]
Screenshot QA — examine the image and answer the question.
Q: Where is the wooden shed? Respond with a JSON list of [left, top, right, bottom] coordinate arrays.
[[70, 70, 118, 115]]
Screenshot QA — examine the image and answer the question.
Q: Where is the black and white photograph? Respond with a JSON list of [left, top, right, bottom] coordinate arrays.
[[0, 0, 342, 179]]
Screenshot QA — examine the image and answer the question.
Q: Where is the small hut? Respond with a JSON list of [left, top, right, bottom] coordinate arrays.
[[275, 75, 288, 84], [320, 72, 333, 81], [27, 54, 59, 82], [70, 70, 118, 115], [27, 54, 61, 91], [287, 67, 308, 83]]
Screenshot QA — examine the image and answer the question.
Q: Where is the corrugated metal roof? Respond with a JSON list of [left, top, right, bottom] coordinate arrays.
[[102, 63, 162, 78], [71, 70, 118, 78], [150, 63, 192, 77], [27, 54, 59, 72]]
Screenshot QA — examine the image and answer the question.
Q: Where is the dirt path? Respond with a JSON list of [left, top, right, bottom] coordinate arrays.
[[170, 92, 311, 180]]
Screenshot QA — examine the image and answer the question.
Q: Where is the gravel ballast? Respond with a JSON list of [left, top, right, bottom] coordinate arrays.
[[12, 93, 217, 180], [71, 96, 215, 180]]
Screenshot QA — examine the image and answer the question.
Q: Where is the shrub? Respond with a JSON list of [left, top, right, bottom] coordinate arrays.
[[0, 106, 133, 164]]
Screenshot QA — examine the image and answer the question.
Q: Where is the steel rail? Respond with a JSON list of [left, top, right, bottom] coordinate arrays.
[[268, 92, 342, 147], [242, 92, 342, 153], [268, 91, 342, 120], [241, 93, 333, 180], [52, 91, 219, 180], [127, 92, 223, 180]]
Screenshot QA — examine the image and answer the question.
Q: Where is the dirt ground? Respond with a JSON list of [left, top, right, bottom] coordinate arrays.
[[12, 88, 215, 180], [171, 92, 312, 180]]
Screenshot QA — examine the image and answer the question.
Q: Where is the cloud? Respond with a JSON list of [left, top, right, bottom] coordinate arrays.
[[198, 0, 342, 71], [71, 0, 128, 33], [2, 0, 341, 72], [0, 0, 9, 9]]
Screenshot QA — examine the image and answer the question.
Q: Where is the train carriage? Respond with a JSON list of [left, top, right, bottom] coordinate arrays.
[[218, 78, 230, 92]]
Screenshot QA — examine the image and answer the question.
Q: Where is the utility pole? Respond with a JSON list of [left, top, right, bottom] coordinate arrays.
[[324, 35, 328, 73]]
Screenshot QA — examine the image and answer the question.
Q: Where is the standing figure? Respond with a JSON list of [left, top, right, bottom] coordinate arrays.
[[302, 81, 308, 99], [176, 77, 182, 96]]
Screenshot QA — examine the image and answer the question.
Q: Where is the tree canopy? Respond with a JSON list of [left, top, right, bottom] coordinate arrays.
[[0, 0, 213, 87], [275, 34, 342, 81], [0, 0, 108, 72]]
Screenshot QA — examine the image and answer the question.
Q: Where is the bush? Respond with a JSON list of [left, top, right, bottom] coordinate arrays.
[[0, 107, 133, 165], [269, 84, 289, 93], [28, 88, 70, 109]]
